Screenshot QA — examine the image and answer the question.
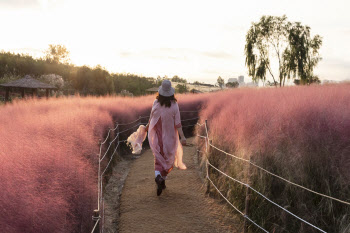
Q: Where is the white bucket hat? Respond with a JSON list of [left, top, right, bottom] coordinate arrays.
[[158, 80, 175, 97]]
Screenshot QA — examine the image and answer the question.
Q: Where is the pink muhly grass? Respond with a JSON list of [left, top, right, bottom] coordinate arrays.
[[198, 84, 350, 232], [0, 92, 206, 232]]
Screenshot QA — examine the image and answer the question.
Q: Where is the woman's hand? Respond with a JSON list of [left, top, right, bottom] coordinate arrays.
[[177, 127, 186, 145], [145, 123, 149, 132], [181, 137, 187, 146]]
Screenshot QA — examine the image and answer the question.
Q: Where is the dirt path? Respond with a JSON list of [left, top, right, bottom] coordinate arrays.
[[117, 137, 240, 233]]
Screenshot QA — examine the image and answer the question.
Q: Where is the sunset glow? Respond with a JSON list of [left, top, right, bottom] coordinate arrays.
[[1, 0, 350, 83]]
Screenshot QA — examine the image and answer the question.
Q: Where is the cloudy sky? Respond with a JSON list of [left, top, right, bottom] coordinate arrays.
[[1, 0, 349, 84]]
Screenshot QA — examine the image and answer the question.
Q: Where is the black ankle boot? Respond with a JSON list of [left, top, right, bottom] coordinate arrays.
[[155, 175, 164, 196], [161, 179, 166, 189]]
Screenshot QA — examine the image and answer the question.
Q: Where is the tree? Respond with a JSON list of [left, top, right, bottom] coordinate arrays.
[[245, 15, 322, 87], [288, 23, 323, 85], [111, 73, 154, 96], [217, 76, 225, 89], [45, 44, 70, 64], [226, 81, 239, 88], [39, 74, 64, 89], [155, 76, 164, 86], [0, 51, 158, 96], [175, 84, 188, 93], [171, 75, 187, 83]]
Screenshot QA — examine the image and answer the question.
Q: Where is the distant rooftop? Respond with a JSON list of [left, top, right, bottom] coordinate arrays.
[[227, 78, 238, 83], [0, 75, 56, 89], [146, 87, 159, 92]]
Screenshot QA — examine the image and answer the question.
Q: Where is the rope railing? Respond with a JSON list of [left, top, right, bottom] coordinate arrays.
[[197, 123, 268, 232], [92, 112, 200, 232], [119, 123, 143, 134], [181, 123, 199, 128], [101, 130, 111, 145], [100, 133, 119, 161], [197, 119, 350, 232], [208, 136, 350, 206], [180, 117, 199, 122], [101, 141, 120, 176], [206, 175, 269, 233], [101, 125, 120, 145], [206, 160, 327, 233], [92, 113, 346, 233], [118, 116, 149, 126], [91, 218, 100, 233], [97, 125, 123, 233]]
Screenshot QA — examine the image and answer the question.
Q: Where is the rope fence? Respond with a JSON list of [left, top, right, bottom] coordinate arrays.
[[207, 130, 350, 206], [196, 119, 350, 232], [207, 160, 326, 232], [90, 111, 348, 233], [92, 111, 200, 233], [92, 111, 349, 233], [91, 218, 100, 233]]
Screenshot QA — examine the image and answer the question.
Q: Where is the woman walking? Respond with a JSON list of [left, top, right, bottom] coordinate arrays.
[[145, 80, 187, 196]]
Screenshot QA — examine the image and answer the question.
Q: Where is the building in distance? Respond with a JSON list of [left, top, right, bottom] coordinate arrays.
[[227, 78, 238, 83]]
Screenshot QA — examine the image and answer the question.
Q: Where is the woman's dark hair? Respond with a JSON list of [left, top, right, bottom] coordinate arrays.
[[156, 93, 177, 108]]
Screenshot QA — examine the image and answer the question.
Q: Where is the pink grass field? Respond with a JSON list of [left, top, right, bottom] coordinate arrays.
[[0, 93, 206, 233], [197, 83, 350, 232], [2, 83, 349, 232]]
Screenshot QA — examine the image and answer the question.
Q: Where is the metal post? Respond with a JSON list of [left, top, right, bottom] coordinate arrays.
[[102, 197, 105, 233], [116, 122, 120, 156], [97, 140, 102, 212], [107, 127, 112, 159], [100, 128, 111, 208], [205, 119, 211, 194], [139, 115, 142, 149], [92, 209, 100, 233]]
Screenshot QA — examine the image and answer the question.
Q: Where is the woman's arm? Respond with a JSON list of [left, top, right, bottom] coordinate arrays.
[[146, 100, 157, 131], [174, 103, 186, 145], [177, 127, 186, 145]]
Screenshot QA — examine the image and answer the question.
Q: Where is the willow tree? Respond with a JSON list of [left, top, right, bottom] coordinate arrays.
[[288, 22, 323, 85], [245, 15, 322, 86]]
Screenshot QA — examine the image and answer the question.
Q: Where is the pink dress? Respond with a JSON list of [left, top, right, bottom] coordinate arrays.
[[148, 100, 186, 177]]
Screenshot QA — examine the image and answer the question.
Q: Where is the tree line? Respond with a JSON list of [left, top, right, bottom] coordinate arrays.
[[0, 48, 190, 96]]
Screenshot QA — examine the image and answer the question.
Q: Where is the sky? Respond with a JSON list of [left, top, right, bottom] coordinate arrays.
[[1, 0, 350, 84]]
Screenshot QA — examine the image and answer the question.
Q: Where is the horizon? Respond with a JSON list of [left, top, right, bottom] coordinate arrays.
[[1, 0, 350, 84]]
